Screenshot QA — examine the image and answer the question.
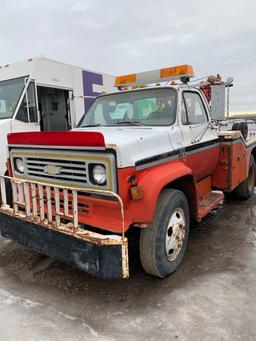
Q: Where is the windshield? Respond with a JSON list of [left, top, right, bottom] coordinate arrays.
[[79, 88, 177, 127], [0, 77, 26, 119]]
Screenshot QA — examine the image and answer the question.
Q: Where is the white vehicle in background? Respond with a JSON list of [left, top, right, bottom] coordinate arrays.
[[0, 57, 115, 175]]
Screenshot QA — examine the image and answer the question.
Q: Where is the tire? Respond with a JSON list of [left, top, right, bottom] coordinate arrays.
[[233, 155, 255, 199], [139, 189, 190, 278], [232, 122, 248, 140]]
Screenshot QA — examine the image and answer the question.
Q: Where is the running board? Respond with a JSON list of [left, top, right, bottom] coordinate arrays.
[[198, 191, 224, 220]]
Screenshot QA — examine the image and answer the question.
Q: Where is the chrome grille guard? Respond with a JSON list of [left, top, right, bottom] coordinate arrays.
[[0, 175, 129, 278]]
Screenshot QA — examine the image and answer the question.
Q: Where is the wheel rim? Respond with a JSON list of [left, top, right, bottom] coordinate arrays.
[[165, 208, 186, 261]]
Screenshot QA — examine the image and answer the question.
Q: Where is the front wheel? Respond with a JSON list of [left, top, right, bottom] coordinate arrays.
[[139, 189, 190, 278]]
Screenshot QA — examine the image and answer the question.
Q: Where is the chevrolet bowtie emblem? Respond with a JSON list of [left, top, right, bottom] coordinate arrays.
[[44, 164, 61, 175]]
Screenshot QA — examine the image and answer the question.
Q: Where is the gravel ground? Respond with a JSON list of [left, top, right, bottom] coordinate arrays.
[[0, 194, 255, 340]]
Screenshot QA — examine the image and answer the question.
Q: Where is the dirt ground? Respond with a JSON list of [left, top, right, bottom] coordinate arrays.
[[0, 194, 256, 341]]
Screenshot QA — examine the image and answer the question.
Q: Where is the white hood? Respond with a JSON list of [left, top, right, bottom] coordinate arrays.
[[74, 126, 182, 168]]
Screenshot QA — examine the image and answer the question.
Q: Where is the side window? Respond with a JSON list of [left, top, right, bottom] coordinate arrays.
[[16, 82, 37, 123], [183, 92, 208, 124]]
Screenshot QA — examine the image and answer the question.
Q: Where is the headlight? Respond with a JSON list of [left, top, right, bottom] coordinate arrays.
[[14, 158, 25, 174], [91, 164, 107, 185]]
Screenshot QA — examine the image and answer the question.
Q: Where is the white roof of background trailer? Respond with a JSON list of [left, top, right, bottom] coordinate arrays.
[[0, 57, 115, 89], [0, 58, 38, 81]]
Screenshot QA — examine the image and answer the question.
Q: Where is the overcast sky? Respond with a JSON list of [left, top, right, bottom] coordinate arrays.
[[0, 0, 256, 112]]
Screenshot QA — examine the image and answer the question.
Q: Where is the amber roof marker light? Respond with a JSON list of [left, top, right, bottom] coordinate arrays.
[[115, 64, 194, 87]]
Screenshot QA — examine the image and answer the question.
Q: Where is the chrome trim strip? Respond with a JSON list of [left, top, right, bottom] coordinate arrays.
[[136, 154, 179, 171], [8, 144, 106, 151], [135, 141, 220, 170], [186, 143, 220, 155]]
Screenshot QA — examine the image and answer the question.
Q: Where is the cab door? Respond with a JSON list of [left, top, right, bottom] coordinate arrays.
[[180, 90, 219, 181], [11, 80, 40, 133]]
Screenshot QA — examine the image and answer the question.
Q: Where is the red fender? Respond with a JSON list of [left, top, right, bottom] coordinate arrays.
[[119, 159, 196, 225]]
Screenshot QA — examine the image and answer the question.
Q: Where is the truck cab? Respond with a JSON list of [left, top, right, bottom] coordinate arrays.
[[77, 75, 219, 183], [0, 64, 255, 279]]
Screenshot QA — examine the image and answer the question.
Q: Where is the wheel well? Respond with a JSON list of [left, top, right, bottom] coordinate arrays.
[[162, 175, 197, 219]]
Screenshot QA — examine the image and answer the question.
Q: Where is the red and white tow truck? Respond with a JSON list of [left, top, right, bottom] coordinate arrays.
[[0, 65, 255, 279]]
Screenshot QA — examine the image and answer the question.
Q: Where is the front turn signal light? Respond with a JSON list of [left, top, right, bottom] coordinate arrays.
[[130, 185, 144, 200]]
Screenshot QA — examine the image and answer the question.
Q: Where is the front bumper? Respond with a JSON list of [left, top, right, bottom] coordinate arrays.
[[0, 176, 129, 279]]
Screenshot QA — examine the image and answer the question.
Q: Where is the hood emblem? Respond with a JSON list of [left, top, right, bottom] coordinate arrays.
[[44, 164, 61, 175]]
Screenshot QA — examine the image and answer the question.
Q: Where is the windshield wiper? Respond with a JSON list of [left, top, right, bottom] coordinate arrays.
[[116, 120, 144, 126], [81, 124, 102, 128]]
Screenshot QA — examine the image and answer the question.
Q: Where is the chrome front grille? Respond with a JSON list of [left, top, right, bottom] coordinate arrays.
[[10, 149, 117, 191], [25, 157, 88, 184]]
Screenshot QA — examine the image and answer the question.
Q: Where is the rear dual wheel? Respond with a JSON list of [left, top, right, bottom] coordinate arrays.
[[139, 189, 189, 278], [233, 155, 255, 199]]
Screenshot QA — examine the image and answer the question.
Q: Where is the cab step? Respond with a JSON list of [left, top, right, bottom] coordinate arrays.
[[198, 191, 224, 220]]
